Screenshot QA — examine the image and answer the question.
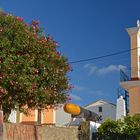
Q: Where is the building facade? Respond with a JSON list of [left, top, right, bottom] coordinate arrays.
[[120, 21, 140, 115], [85, 99, 116, 123], [9, 100, 116, 125], [8, 105, 71, 126]]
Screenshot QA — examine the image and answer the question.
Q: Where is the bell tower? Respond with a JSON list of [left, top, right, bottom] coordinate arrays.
[[121, 21, 140, 115]]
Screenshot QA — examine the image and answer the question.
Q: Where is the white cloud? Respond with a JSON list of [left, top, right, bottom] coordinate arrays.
[[84, 64, 91, 68], [84, 64, 97, 75], [70, 94, 82, 101], [118, 65, 127, 70], [98, 65, 126, 75], [84, 64, 126, 75], [95, 90, 104, 96], [89, 90, 104, 96], [74, 85, 86, 91]]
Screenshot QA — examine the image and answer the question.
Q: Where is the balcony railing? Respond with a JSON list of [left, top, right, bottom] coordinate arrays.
[[120, 69, 130, 82], [120, 68, 140, 82]]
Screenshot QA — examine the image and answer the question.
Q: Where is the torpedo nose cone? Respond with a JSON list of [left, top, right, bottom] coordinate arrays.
[[64, 103, 81, 115]]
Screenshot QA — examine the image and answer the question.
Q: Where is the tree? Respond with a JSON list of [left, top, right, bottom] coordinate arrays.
[[123, 114, 140, 137], [98, 119, 123, 139], [98, 114, 140, 139], [0, 12, 71, 121]]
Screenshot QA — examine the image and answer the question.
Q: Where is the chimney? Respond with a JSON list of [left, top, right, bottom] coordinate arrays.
[[116, 96, 126, 120]]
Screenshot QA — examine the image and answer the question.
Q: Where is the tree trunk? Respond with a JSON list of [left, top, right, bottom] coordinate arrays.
[[16, 106, 20, 123], [38, 108, 41, 125]]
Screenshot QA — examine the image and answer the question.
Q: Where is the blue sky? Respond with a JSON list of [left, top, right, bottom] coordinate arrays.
[[0, 0, 140, 106]]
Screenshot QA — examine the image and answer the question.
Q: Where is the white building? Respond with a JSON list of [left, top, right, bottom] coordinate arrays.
[[55, 105, 71, 126], [50, 99, 116, 126], [85, 99, 116, 123]]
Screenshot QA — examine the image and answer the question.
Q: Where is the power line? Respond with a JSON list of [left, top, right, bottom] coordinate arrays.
[[69, 47, 138, 64]]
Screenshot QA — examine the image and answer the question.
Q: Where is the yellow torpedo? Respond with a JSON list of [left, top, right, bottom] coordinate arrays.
[[63, 103, 81, 115]]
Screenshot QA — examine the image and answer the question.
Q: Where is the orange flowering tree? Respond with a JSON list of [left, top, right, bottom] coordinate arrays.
[[0, 12, 71, 120]]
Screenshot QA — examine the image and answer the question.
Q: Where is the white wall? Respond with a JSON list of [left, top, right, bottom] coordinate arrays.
[[116, 96, 126, 120], [85, 101, 116, 123], [8, 110, 17, 123], [55, 106, 71, 126]]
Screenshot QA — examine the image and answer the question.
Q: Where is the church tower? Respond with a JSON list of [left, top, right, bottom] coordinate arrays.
[[121, 21, 140, 115]]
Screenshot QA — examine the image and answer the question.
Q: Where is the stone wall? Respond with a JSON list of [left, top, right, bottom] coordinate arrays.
[[4, 123, 35, 140], [3, 123, 79, 140], [37, 125, 79, 140]]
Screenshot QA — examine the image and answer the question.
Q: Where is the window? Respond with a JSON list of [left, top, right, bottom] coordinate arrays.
[[99, 106, 102, 112]]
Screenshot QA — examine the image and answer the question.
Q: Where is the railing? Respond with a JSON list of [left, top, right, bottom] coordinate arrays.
[[117, 87, 129, 114], [120, 68, 140, 82], [120, 69, 130, 82]]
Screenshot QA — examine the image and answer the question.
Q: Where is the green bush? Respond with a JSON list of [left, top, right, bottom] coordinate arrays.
[[98, 113, 140, 139]]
